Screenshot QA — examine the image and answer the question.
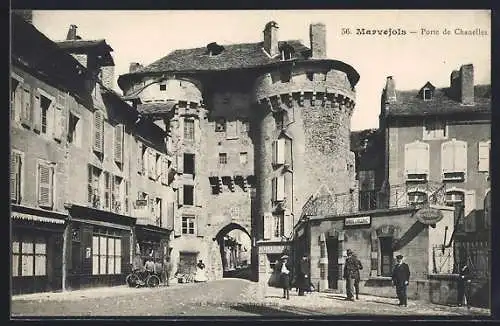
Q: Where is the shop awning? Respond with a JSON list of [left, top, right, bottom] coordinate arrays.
[[11, 212, 66, 225]]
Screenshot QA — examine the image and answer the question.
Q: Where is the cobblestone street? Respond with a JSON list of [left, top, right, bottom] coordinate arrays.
[[11, 279, 490, 317]]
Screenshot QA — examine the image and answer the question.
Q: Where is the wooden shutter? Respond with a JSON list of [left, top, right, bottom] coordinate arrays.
[[137, 142, 143, 174], [38, 164, 53, 207], [276, 138, 285, 165], [478, 141, 490, 172], [177, 186, 184, 207], [32, 90, 41, 132], [271, 177, 277, 202], [283, 210, 292, 238], [93, 110, 104, 153], [272, 141, 277, 165], [404, 143, 418, 174], [161, 157, 168, 185], [53, 105, 63, 141], [10, 153, 20, 202], [415, 142, 430, 174], [285, 138, 293, 167], [21, 86, 32, 127], [454, 141, 468, 174], [441, 141, 454, 174], [125, 180, 130, 214], [176, 153, 184, 174], [263, 213, 272, 240], [277, 174, 285, 201], [148, 149, 155, 179], [166, 201, 175, 230], [464, 191, 476, 232], [197, 215, 205, 237], [114, 124, 124, 164], [173, 202, 181, 235]]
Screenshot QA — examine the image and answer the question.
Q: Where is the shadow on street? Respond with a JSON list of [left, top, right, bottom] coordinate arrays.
[[229, 303, 302, 316]]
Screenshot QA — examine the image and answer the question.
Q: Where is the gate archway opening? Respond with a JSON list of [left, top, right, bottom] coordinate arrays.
[[214, 223, 252, 280]]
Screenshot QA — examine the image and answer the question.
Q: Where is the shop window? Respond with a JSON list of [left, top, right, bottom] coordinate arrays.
[[184, 119, 195, 141], [219, 153, 228, 165], [184, 153, 195, 175], [12, 234, 47, 277], [380, 237, 393, 277], [441, 139, 467, 181], [11, 151, 23, 204], [68, 112, 82, 147], [183, 185, 194, 206], [37, 162, 54, 209], [423, 118, 447, 140], [92, 234, 122, 275], [182, 216, 196, 235]]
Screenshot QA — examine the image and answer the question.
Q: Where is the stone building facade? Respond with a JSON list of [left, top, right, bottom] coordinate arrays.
[[10, 13, 173, 294], [117, 21, 360, 282]]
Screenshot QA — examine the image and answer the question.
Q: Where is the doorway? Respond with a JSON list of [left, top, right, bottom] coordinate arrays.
[[380, 236, 394, 277], [178, 252, 198, 275], [326, 236, 338, 289]]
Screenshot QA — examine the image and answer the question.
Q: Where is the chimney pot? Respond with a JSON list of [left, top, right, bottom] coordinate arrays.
[[309, 23, 326, 59], [263, 21, 279, 57], [384, 76, 397, 103]]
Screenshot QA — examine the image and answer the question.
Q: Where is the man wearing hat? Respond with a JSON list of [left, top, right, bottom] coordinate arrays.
[[392, 254, 410, 307], [343, 249, 362, 301], [277, 254, 291, 300]]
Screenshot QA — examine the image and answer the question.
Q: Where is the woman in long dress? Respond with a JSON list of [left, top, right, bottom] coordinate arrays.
[[194, 260, 208, 282]]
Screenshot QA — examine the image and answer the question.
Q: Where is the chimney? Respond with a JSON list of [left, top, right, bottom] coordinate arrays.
[[384, 76, 397, 103], [309, 23, 326, 59], [129, 62, 143, 73], [66, 24, 78, 41], [459, 64, 474, 105], [449, 70, 460, 99], [263, 21, 279, 57]]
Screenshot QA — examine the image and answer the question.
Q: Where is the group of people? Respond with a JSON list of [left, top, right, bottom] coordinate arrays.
[[274, 249, 472, 308]]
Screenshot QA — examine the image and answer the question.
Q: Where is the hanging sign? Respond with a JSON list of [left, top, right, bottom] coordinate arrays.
[[415, 208, 443, 225]]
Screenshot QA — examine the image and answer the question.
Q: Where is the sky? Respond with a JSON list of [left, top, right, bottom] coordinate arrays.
[[31, 10, 491, 131]]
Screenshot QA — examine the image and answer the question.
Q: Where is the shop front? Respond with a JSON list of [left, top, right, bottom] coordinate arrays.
[[11, 204, 67, 295], [133, 224, 170, 268], [65, 204, 135, 290]]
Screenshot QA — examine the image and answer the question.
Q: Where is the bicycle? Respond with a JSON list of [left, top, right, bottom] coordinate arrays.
[[126, 269, 161, 288]]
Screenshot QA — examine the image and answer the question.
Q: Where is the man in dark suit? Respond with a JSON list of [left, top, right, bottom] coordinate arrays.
[[457, 262, 472, 309], [297, 255, 311, 296], [392, 254, 410, 307], [344, 249, 362, 301]]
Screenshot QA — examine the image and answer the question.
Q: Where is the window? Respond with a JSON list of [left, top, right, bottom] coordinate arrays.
[[274, 213, 284, 238], [423, 118, 447, 140], [240, 152, 248, 165], [103, 172, 111, 210], [359, 190, 377, 211], [184, 153, 195, 175], [240, 119, 250, 133], [161, 156, 171, 185], [12, 234, 47, 277], [114, 124, 124, 164], [306, 72, 314, 81], [10, 76, 23, 122], [93, 110, 104, 154], [408, 191, 427, 206], [111, 175, 123, 214], [68, 112, 82, 147], [155, 153, 162, 180], [159, 84, 167, 91], [92, 233, 121, 275], [423, 88, 432, 101], [39, 95, 53, 135], [124, 180, 130, 214], [219, 153, 228, 165], [155, 198, 162, 227], [215, 118, 226, 132], [404, 141, 429, 180], [441, 139, 467, 181], [146, 148, 155, 180], [137, 142, 146, 175], [272, 174, 285, 202], [21, 86, 32, 127], [184, 119, 195, 141], [445, 191, 465, 207], [183, 185, 194, 206], [37, 162, 54, 209], [88, 165, 102, 208], [275, 111, 285, 130], [380, 237, 393, 277], [272, 138, 286, 165], [226, 121, 238, 139], [11, 151, 22, 204], [478, 141, 490, 172], [182, 216, 196, 235]]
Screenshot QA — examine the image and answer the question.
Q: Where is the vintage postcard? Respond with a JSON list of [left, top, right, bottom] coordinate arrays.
[[10, 9, 491, 318]]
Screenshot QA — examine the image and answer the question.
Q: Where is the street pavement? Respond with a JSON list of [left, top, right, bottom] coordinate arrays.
[[11, 278, 491, 317]]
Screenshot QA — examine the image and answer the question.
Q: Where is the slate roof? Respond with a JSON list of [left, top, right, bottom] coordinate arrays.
[[386, 85, 491, 117], [133, 40, 311, 74], [57, 39, 113, 53]]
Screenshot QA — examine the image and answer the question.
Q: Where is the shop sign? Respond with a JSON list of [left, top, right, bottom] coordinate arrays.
[[136, 200, 147, 207], [344, 216, 371, 227], [415, 208, 443, 225], [259, 245, 286, 254]]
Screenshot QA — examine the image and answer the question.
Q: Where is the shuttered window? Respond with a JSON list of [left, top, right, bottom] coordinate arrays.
[[137, 142, 144, 174], [274, 213, 284, 238], [441, 139, 467, 176], [404, 141, 430, 175], [53, 95, 65, 141], [93, 110, 104, 153], [148, 148, 156, 179], [263, 213, 273, 240], [111, 175, 123, 214], [161, 157, 170, 185], [11, 152, 22, 203], [184, 119, 195, 141], [272, 174, 285, 202], [38, 163, 54, 208], [88, 165, 102, 208], [103, 172, 110, 210], [32, 89, 41, 132], [21, 86, 32, 127], [10, 77, 22, 122], [272, 139, 286, 165], [478, 141, 490, 172], [114, 124, 124, 164]]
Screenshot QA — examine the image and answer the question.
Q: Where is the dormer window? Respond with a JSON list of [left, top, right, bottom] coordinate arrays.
[[423, 88, 432, 101], [279, 42, 295, 61], [206, 42, 225, 56]]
